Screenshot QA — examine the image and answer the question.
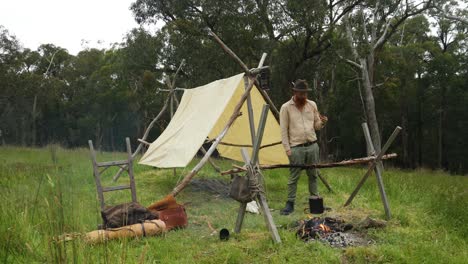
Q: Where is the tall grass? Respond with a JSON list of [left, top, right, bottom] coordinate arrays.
[[0, 145, 466, 263]]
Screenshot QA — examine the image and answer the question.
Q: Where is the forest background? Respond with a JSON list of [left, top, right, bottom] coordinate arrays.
[[1, 0, 467, 174]]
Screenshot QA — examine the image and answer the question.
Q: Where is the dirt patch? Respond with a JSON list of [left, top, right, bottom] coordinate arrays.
[[190, 178, 230, 198]]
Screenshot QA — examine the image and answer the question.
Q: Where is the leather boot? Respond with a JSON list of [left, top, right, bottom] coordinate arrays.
[[280, 201, 294, 215]]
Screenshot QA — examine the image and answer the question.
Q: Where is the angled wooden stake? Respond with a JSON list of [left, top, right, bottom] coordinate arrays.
[[317, 171, 333, 193], [362, 123, 391, 219]]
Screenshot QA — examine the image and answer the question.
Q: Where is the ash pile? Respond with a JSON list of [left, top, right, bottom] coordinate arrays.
[[296, 217, 376, 248]]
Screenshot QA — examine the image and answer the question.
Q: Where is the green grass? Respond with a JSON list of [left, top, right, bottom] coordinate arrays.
[[0, 145, 466, 263]]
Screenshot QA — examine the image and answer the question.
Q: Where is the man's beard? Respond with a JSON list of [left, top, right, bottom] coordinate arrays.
[[294, 96, 307, 109]]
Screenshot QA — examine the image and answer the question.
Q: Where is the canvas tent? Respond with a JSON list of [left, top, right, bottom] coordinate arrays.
[[139, 73, 288, 168]]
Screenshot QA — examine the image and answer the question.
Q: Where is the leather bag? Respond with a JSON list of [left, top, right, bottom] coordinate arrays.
[[229, 174, 254, 203]]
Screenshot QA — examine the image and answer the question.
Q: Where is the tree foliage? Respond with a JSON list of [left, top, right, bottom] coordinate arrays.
[[0, 1, 467, 173]]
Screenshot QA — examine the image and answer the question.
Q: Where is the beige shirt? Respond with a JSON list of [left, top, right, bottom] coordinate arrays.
[[280, 97, 324, 151]]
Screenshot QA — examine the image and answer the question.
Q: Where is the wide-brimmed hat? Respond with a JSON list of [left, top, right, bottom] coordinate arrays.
[[292, 79, 312, 91]]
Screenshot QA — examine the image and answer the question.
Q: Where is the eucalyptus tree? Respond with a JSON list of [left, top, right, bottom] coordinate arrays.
[[0, 26, 22, 145], [433, 0, 468, 25], [130, 0, 364, 100], [342, 0, 434, 152]]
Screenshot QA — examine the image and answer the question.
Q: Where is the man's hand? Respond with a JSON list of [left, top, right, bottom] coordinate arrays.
[[286, 150, 292, 156], [319, 114, 328, 123]]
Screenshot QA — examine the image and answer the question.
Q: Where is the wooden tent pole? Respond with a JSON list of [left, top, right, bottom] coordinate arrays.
[[208, 28, 280, 121], [254, 80, 280, 121], [199, 147, 221, 173], [207, 28, 250, 73], [245, 75, 256, 144], [171, 77, 257, 197], [245, 52, 268, 147]]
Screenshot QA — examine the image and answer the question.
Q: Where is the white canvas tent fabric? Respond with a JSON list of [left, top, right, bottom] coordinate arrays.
[[139, 73, 288, 168]]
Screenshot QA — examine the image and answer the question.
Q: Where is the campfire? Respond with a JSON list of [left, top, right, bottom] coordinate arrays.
[[296, 217, 359, 247], [297, 217, 351, 239]]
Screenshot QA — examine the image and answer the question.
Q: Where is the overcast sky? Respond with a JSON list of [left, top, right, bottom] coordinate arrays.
[[0, 0, 148, 55]]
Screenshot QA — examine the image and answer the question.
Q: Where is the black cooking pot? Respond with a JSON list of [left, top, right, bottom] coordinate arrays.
[[309, 195, 324, 214], [219, 228, 230, 241]]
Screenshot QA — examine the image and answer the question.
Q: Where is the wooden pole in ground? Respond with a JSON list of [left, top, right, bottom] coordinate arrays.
[[236, 53, 267, 221], [362, 122, 391, 219], [234, 105, 281, 243], [317, 170, 334, 193], [234, 52, 267, 233], [126, 137, 138, 203], [252, 106, 281, 243], [344, 126, 401, 207]]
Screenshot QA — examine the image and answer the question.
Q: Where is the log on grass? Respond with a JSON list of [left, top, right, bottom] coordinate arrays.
[[85, 220, 166, 243]]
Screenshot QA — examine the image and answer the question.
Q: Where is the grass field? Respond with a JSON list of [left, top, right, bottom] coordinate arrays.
[[0, 145, 466, 263]]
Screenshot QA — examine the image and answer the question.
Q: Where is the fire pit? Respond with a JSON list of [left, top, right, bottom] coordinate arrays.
[[296, 217, 375, 248]]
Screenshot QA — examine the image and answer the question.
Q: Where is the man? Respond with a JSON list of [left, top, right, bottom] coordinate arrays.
[[279, 79, 328, 215]]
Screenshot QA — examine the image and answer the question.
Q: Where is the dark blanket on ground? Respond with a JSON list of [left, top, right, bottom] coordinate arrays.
[[101, 202, 158, 228]]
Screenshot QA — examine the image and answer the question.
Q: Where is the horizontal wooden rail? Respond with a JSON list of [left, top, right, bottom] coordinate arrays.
[[221, 153, 398, 175]]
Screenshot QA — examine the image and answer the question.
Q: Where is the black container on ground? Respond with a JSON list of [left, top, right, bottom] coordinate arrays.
[[220, 228, 230, 241], [309, 195, 324, 214]]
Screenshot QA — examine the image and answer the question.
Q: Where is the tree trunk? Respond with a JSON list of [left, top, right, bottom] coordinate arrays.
[[31, 95, 37, 146], [360, 58, 381, 152], [438, 84, 448, 170], [110, 126, 115, 152], [95, 122, 102, 151], [417, 74, 423, 167], [315, 74, 329, 162], [400, 79, 409, 168], [21, 116, 27, 146]]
